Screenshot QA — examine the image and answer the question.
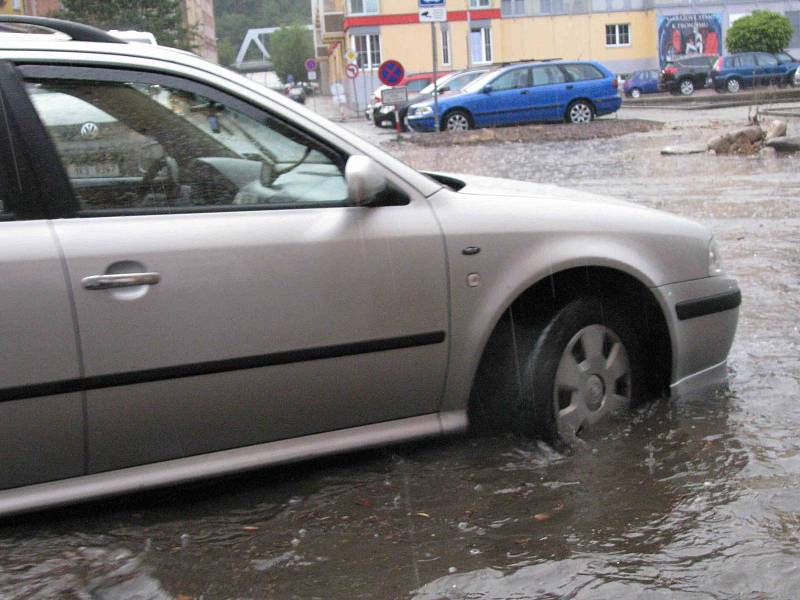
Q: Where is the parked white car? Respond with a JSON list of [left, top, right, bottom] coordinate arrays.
[[0, 15, 740, 516]]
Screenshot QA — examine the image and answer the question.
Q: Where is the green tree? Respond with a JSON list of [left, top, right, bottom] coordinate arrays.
[[214, 0, 310, 66], [53, 0, 195, 51], [726, 11, 794, 54], [268, 25, 314, 83]]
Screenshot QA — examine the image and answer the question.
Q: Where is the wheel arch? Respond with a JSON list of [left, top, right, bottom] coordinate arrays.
[[464, 264, 673, 431], [441, 106, 474, 129], [564, 97, 596, 120]]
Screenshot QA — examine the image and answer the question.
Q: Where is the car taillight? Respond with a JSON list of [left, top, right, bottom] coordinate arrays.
[[612, 77, 618, 89], [664, 66, 678, 76], [712, 57, 723, 72]]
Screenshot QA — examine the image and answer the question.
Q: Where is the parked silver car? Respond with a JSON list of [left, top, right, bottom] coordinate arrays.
[[0, 16, 740, 516]]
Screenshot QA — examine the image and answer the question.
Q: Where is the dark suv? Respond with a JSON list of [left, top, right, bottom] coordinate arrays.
[[660, 55, 718, 96]]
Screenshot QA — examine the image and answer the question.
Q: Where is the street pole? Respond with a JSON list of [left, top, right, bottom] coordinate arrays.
[[431, 22, 440, 132], [466, 9, 472, 69]]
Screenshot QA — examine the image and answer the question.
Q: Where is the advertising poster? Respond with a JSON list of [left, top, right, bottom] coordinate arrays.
[[657, 14, 723, 66]]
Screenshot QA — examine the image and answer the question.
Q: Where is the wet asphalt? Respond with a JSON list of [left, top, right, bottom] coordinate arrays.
[[0, 105, 798, 600]]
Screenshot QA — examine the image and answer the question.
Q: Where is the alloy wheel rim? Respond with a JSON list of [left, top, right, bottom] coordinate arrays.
[[681, 80, 693, 95], [552, 324, 631, 442], [570, 104, 592, 123], [447, 114, 469, 131], [631, 89, 641, 98], [728, 79, 740, 93]]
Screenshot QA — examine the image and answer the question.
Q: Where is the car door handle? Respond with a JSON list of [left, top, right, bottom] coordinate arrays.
[[566, 85, 574, 90], [520, 90, 529, 94], [82, 272, 161, 290]]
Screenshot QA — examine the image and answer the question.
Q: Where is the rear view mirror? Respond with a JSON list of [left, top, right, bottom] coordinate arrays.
[[482, 85, 493, 94], [345, 155, 388, 207]]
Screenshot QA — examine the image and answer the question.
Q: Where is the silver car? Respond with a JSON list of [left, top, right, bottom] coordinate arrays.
[[0, 16, 739, 516]]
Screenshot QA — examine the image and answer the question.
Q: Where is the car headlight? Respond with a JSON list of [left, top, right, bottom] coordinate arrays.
[[708, 237, 725, 276], [411, 106, 433, 117], [380, 105, 395, 114]]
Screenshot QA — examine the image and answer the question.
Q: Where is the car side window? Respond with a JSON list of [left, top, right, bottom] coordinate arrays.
[[532, 65, 566, 86], [738, 54, 756, 68], [756, 53, 778, 66], [560, 64, 602, 82], [491, 68, 531, 91], [24, 79, 349, 214], [407, 79, 430, 92]]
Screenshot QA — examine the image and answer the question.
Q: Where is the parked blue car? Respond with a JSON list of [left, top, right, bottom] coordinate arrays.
[[623, 69, 661, 98], [711, 52, 796, 93], [407, 60, 622, 132]]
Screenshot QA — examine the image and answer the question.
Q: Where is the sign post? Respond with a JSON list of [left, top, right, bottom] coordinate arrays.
[[419, 0, 446, 132]]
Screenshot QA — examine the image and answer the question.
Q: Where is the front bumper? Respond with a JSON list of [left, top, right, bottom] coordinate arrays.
[[653, 275, 740, 398], [407, 114, 436, 132]]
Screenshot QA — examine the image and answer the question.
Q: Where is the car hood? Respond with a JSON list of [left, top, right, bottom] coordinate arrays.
[[427, 172, 637, 207]]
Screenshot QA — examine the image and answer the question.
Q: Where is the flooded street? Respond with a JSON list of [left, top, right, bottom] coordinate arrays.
[[1, 108, 799, 599]]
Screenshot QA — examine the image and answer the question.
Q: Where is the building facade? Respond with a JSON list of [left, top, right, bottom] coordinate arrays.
[[313, 0, 800, 106]]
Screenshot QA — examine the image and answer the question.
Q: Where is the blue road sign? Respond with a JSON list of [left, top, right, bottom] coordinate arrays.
[[419, 0, 445, 6], [378, 60, 405, 86]]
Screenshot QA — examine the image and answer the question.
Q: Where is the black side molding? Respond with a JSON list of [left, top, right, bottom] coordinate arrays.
[[0, 331, 446, 404], [676, 289, 741, 321]]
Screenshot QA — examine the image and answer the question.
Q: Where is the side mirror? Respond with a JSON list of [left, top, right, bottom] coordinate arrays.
[[438, 85, 450, 93], [482, 85, 493, 94], [345, 155, 388, 207]]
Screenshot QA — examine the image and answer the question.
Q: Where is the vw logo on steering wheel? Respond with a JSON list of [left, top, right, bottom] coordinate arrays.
[[80, 122, 99, 139]]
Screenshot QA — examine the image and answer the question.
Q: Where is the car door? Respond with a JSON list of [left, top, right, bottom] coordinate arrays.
[[755, 53, 781, 85], [0, 63, 85, 490], [15, 65, 449, 474], [528, 65, 567, 122], [735, 53, 759, 87], [469, 67, 532, 127]]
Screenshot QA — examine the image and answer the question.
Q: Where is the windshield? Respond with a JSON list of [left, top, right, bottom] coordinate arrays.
[[461, 69, 500, 93]]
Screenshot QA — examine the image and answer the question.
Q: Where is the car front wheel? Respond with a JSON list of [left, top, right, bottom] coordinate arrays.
[[516, 297, 642, 445], [727, 78, 742, 93], [630, 88, 641, 98], [679, 78, 695, 95], [444, 110, 471, 132], [566, 101, 594, 124]]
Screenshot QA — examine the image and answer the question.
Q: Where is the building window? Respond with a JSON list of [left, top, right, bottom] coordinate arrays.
[[469, 26, 492, 64], [606, 23, 630, 46], [501, 0, 527, 16], [540, 0, 564, 14], [441, 28, 451, 66], [469, 0, 492, 7], [348, 0, 379, 15], [351, 33, 381, 69]]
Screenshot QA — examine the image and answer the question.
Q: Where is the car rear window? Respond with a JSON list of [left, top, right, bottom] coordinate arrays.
[[560, 63, 604, 81]]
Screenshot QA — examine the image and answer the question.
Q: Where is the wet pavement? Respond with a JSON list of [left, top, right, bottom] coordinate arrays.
[[1, 108, 799, 599]]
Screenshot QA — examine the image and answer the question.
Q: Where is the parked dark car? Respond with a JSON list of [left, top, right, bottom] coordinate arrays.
[[660, 55, 718, 96], [373, 68, 489, 129], [408, 60, 621, 132], [711, 52, 794, 93], [622, 69, 661, 98], [285, 84, 306, 104]]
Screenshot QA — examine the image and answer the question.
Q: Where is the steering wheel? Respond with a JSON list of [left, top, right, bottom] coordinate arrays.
[[141, 155, 180, 191]]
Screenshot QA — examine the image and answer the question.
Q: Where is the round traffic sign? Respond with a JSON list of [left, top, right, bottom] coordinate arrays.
[[304, 58, 317, 71], [378, 60, 405, 87], [345, 63, 359, 79]]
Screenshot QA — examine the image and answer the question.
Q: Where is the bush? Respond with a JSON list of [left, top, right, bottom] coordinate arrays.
[[726, 11, 793, 54]]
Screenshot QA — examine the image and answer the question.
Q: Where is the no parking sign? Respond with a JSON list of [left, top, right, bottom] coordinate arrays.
[[378, 60, 405, 87]]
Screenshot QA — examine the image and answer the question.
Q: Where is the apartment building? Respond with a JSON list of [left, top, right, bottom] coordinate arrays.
[[313, 0, 800, 106]]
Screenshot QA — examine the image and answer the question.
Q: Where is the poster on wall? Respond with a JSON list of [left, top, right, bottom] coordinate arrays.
[[657, 14, 723, 66]]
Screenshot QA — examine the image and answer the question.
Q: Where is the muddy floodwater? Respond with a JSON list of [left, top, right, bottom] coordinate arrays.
[[1, 115, 798, 599]]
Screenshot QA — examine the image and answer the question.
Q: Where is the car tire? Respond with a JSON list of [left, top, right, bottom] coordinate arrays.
[[514, 297, 643, 446], [726, 78, 742, 94], [679, 78, 695, 95], [631, 88, 641, 99], [443, 110, 471, 132], [566, 100, 594, 124]]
